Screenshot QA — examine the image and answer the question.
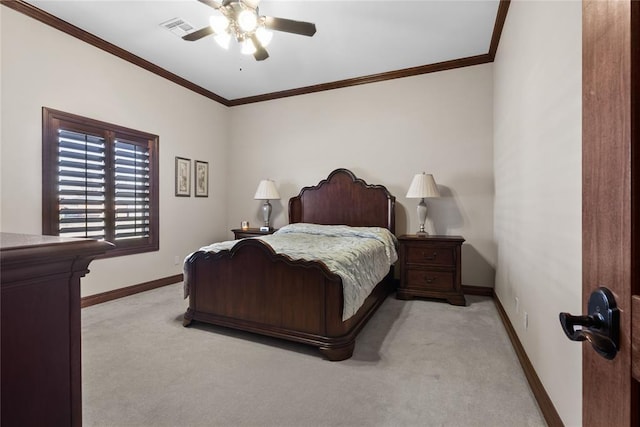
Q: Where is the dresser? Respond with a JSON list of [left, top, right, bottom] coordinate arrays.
[[397, 235, 465, 306], [232, 228, 277, 239], [1, 233, 112, 427]]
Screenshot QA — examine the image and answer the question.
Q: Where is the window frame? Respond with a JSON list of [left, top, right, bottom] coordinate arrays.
[[42, 107, 159, 258]]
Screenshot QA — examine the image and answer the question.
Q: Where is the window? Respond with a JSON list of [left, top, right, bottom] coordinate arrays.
[[42, 107, 159, 257]]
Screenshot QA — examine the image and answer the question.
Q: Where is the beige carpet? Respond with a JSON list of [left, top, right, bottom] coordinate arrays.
[[81, 284, 546, 427]]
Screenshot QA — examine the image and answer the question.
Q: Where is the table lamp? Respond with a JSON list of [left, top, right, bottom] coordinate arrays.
[[406, 172, 440, 236], [254, 179, 280, 230]]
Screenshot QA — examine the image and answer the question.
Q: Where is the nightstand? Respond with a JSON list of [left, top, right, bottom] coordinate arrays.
[[232, 228, 277, 239], [397, 235, 465, 306]]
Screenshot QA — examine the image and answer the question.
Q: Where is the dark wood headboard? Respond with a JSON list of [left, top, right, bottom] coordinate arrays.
[[288, 169, 395, 233]]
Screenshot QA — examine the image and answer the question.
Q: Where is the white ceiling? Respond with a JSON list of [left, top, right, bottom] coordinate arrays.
[[23, 0, 501, 102]]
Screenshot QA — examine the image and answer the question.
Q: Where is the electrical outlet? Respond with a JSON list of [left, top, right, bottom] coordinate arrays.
[[174, 255, 180, 265], [524, 312, 529, 330], [515, 297, 520, 313]]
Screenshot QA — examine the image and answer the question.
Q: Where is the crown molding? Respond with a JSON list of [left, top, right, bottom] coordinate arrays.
[[489, 0, 511, 60], [228, 54, 494, 106], [0, 0, 231, 106], [2, 0, 510, 106]]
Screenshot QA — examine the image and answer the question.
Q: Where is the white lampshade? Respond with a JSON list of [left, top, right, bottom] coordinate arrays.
[[214, 32, 231, 49], [241, 38, 257, 55], [209, 14, 229, 34], [255, 26, 273, 47], [237, 10, 258, 32], [406, 173, 440, 198], [254, 179, 280, 200]]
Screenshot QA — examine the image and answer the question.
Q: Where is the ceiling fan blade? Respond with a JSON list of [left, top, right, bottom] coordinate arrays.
[[196, 0, 222, 9], [250, 34, 269, 61], [182, 26, 214, 41], [242, 0, 261, 9], [264, 16, 316, 37]]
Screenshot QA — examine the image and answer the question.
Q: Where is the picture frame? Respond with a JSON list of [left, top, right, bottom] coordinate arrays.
[[194, 160, 209, 197], [175, 156, 191, 197]]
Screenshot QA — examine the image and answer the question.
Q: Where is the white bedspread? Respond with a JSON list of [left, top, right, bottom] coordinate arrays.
[[188, 223, 398, 320]]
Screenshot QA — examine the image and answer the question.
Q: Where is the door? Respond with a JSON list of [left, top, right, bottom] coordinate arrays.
[[582, 0, 639, 425]]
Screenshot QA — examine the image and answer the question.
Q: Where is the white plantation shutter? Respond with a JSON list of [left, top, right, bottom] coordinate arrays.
[[43, 108, 159, 257]]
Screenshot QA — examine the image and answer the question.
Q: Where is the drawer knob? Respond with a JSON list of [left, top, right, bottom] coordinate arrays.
[[424, 276, 436, 284], [422, 252, 437, 261]]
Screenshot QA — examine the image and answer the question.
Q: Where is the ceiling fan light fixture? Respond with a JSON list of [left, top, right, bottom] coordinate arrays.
[[209, 14, 229, 34], [214, 32, 231, 49], [240, 38, 257, 55], [184, 0, 316, 61], [237, 10, 258, 32], [255, 26, 273, 47]]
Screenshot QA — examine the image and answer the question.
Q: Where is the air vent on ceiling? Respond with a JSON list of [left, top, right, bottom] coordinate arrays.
[[160, 18, 196, 38]]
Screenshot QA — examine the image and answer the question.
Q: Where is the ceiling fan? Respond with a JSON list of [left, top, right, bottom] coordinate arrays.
[[183, 0, 317, 61]]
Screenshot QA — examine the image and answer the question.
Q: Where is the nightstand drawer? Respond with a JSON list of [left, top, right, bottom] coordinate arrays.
[[397, 235, 465, 306], [405, 269, 455, 291], [405, 245, 454, 267]]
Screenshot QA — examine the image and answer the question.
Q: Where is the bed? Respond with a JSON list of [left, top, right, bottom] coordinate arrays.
[[183, 168, 396, 361]]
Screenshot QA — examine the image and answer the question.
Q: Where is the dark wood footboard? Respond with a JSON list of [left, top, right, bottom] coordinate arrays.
[[184, 168, 396, 361], [184, 238, 393, 361]]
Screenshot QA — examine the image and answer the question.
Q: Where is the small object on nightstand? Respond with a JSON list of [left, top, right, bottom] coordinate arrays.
[[397, 234, 465, 306], [241, 221, 249, 230], [232, 227, 277, 239]]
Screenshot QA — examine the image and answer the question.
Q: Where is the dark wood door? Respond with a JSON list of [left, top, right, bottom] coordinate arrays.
[[582, 0, 639, 425]]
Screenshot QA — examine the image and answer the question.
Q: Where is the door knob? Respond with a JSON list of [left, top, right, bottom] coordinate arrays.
[[559, 287, 619, 360]]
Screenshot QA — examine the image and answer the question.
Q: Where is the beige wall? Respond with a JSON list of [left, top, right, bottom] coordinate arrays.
[[1, 6, 496, 291], [0, 8, 230, 296], [228, 64, 496, 287], [493, 1, 582, 425], [1, 1, 584, 421]]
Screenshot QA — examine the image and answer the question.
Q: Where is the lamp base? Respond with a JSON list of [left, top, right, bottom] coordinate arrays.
[[416, 198, 428, 237], [261, 200, 272, 228]]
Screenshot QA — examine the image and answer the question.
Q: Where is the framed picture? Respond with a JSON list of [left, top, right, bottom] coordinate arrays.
[[175, 157, 191, 197], [194, 160, 209, 197]]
